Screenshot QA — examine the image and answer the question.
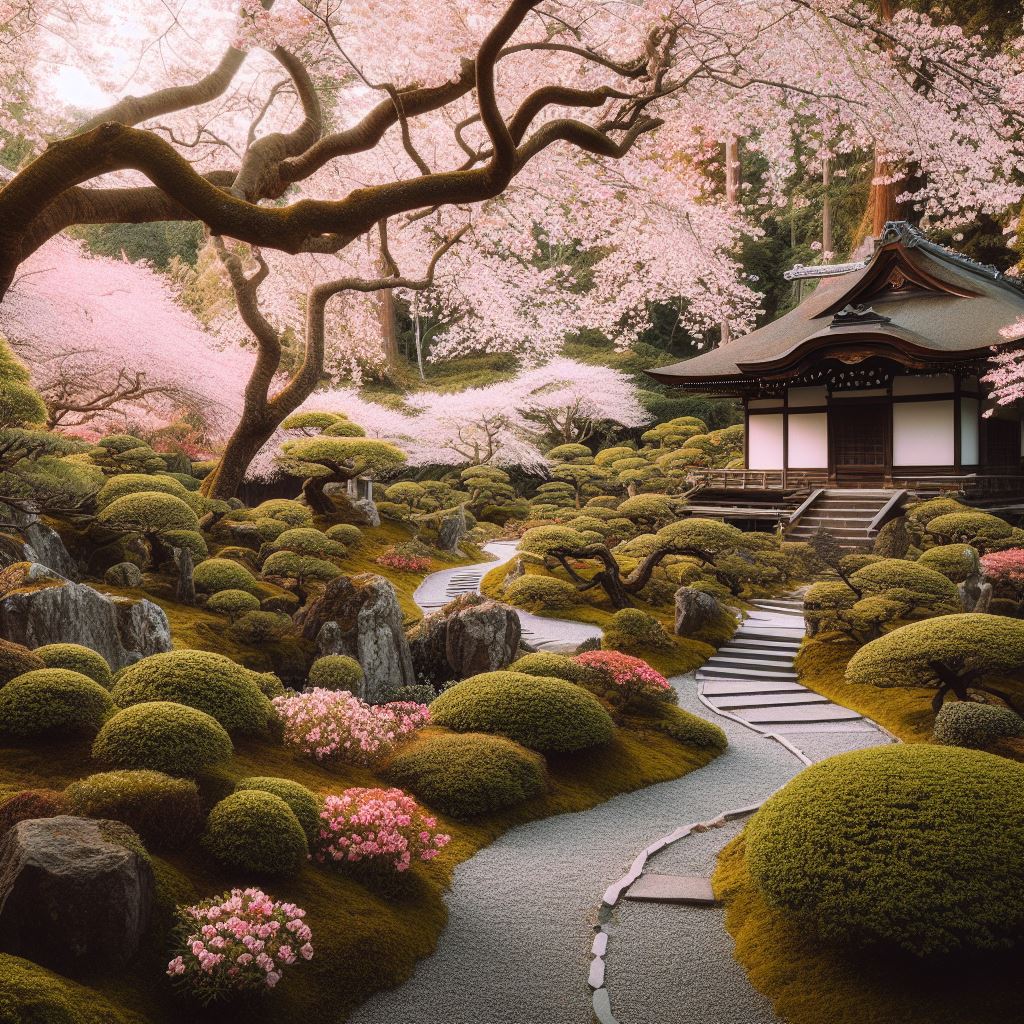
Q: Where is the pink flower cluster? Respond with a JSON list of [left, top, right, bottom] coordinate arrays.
[[315, 787, 450, 873], [981, 548, 1024, 597], [166, 888, 313, 1004], [573, 650, 673, 708], [272, 688, 430, 766], [376, 549, 432, 572]]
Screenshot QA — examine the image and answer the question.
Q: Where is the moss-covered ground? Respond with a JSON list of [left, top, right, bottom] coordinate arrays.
[[713, 831, 1021, 1024]]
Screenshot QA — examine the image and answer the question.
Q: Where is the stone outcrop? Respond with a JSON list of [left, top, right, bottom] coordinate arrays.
[[436, 508, 468, 553], [674, 586, 725, 637], [297, 573, 412, 702], [409, 594, 521, 685], [171, 545, 195, 605], [0, 563, 171, 670], [0, 503, 79, 579], [0, 816, 155, 970]]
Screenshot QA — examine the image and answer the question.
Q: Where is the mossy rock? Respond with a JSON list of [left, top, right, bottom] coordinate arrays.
[[0, 638, 44, 686], [430, 671, 615, 753], [0, 669, 113, 740], [33, 643, 112, 688], [202, 790, 308, 876], [741, 744, 1024, 957]]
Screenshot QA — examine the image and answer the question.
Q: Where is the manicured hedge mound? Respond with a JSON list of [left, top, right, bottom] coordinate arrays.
[[504, 575, 579, 610], [64, 770, 203, 850], [430, 671, 614, 753], [0, 953, 147, 1024], [916, 543, 980, 583], [743, 744, 1024, 957], [646, 704, 728, 750], [93, 702, 232, 776], [110, 650, 275, 734], [385, 731, 547, 819], [932, 701, 1024, 749], [202, 790, 308, 875], [192, 557, 260, 595], [510, 652, 590, 684], [205, 588, 261, 619], [0, 669, 113, 739], [308, 654, 364, 692], [0, 789, 68, 836], [235, 776, 322, 843], [34, 643, 112, 687], [0, 638, 44, 685]]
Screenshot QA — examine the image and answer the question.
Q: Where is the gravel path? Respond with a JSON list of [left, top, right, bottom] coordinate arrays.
[[347, 573, 891, 1024]]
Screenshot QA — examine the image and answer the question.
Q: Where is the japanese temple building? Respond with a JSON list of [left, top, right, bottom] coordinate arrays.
[[649, 221, 1024, 507]]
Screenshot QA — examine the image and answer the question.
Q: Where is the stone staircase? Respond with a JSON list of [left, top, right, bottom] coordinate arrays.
[[784, 488, 903, 550], [697, 598, 879, 734]]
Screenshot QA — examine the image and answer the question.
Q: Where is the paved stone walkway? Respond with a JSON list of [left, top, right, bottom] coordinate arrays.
[[348, 572, 891, 1024]]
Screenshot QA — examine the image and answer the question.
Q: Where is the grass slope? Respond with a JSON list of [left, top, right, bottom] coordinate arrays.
[[713, 832, 1020, 1024]]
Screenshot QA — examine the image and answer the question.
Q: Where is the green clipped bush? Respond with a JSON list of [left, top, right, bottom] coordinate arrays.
[[850, 558, 959, 609], [742, 745, 1024, 957], [270, 527, 348, 560], [64, 770, 203, 849], [603, 608, 674, 653], [0, 638, 45, 686], [503, 574, 578, 611], [205, 588, 261, 620], [932, 701, 1024, 749], [234, 776, 322, 843], [93, 701, 233, 776], [202, 790, 308, 876], [872, 516, 910, 558], [261, 550, 343, 583], [926, 511, 1013, 547], [230, 610, 293, 645], [518, 525, 589, 557], [430, 671, 615, 753], [645, 704, 728, 750], [509, 652, 591, 685], [254, 499, 313, 526], [0, 953, 147, 1024], [616, 494, 676, 526], [385, 731, 546, 819], [161, 528, 209, 562], [193, 557, 260, 595], [33, 643, 112, 688], [905, 496, 968, 533], [308, 655, 364, 692], [96, 491, 200, 534], [111, 650, 274, 735], [0, 669, 113, 740], [95, 472, 187, 508], [325, 523, 362, 546], [917, 543, 981, 582]]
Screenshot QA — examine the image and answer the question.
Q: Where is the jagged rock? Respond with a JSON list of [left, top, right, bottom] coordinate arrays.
[[436, 509, 468, 553], [674, 586, 724, 637], [503, 556, 526, 587], [297, 573, 412, 702], [353, 497, 380, 528], [959, 575, 993, 613], [408, 594, 521, 684], [0, 503, 79, 579], [0, 564, 171, 670], [321, 485, 381, 527], [0, 816, 154, 971], [171, 546, 195, 605], [105, 562, 143, 588]]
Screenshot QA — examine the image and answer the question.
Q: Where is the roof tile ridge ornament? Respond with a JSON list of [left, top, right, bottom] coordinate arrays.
[[783, 258, 869, 282], [829, 303, 892, 329]]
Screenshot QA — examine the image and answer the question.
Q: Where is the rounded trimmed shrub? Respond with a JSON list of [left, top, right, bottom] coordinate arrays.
[[602, 608, 674, 653], [430, 671, 615, 753], [932, 701, 1024, 749], [33, 643, 112, 688], [307, 655, 364, 692], [254, 498, 313, 526], [0, 638, 44, 686], [111, 650, 274, 735], [647, 704, 727, 750], [205, 588, 261, 620], [917, 543, 981, 582], [906, 496, 968, 532], [0, 789, 68, 836], [64, 770, 203, 849], [161, 528, 209, 562], [234, 776, 321, 843], [325, 523, 362, 546], [743, 745, 1024, 957], [0, 669, 113, 740], [926, 511, 1013, 545], [518, 525, 589, 557], [849, 558, 959, 608], [385, 731, 547, 819], [93, 701, 232, 776], [96, 472, 188, 508], [202, 790, 308, 875], [261, 550, 343, 582], [503, 574, 579, 611], [193, 557, 260, 595], [97, 491, 200, 533], [509, 652, 591, 685], [270, 527, 347, 560], [230, 610, 292, 644]]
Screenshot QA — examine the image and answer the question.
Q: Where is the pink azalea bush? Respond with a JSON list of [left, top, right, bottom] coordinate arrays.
[[573, 650, 675, 710], [376, 549, 432, 572], [272, 689, 429, 766], [166, 888, 313, 1004], [981, 548, 1024, 601], [315, 787, 451, 873]]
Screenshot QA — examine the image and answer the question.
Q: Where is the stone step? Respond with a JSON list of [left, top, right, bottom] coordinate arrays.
[[770, 720, 882, 734], [726, 637, 802, 651], [706, 655, 798, 673], [737, 705, 864, 724], [714, 692, 829, 709], [699, 666, 799, 681], [717, 646, 795, 662], [700, 679, 808, 695]]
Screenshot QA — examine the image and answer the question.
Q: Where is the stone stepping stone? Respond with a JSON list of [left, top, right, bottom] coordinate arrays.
[[774, 720, 880, 734], [707, 655, 798, 671], [726, 637, 802, 650], [714, 692, 829, 709], [623, 874, 718, 905], [738, 704, 863, 724], [700, 665, 799, 680], [700, 679, 808, 695], [717, 645, 795, 661]]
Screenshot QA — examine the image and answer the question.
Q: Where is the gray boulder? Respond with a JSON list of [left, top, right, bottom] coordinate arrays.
[[436, 508, 468, 553], [105, 561, 144, 588], [0, 816, 154, 970], [674, 586, 725, 637], [298, 573, 413, 702], [353, 497, 381, 528], [409, 594, 521, 684], [0, 564, 171, 670], [0, 502, 79, 579], [171, 545, 196, 605]]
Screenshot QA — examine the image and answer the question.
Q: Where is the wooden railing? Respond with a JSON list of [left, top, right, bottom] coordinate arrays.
[[687, 468, 829, 492], [894, 474, 1024, 497]]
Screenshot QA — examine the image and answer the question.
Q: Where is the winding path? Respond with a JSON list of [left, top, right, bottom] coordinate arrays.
[[348, 561, 892, 1024]]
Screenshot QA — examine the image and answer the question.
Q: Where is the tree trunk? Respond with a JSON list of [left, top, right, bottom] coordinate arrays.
[[302, 475, 337, 516], [719, 135, 741, 346], [822, 157, 833, 255], [201, 413, 283, 500]]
